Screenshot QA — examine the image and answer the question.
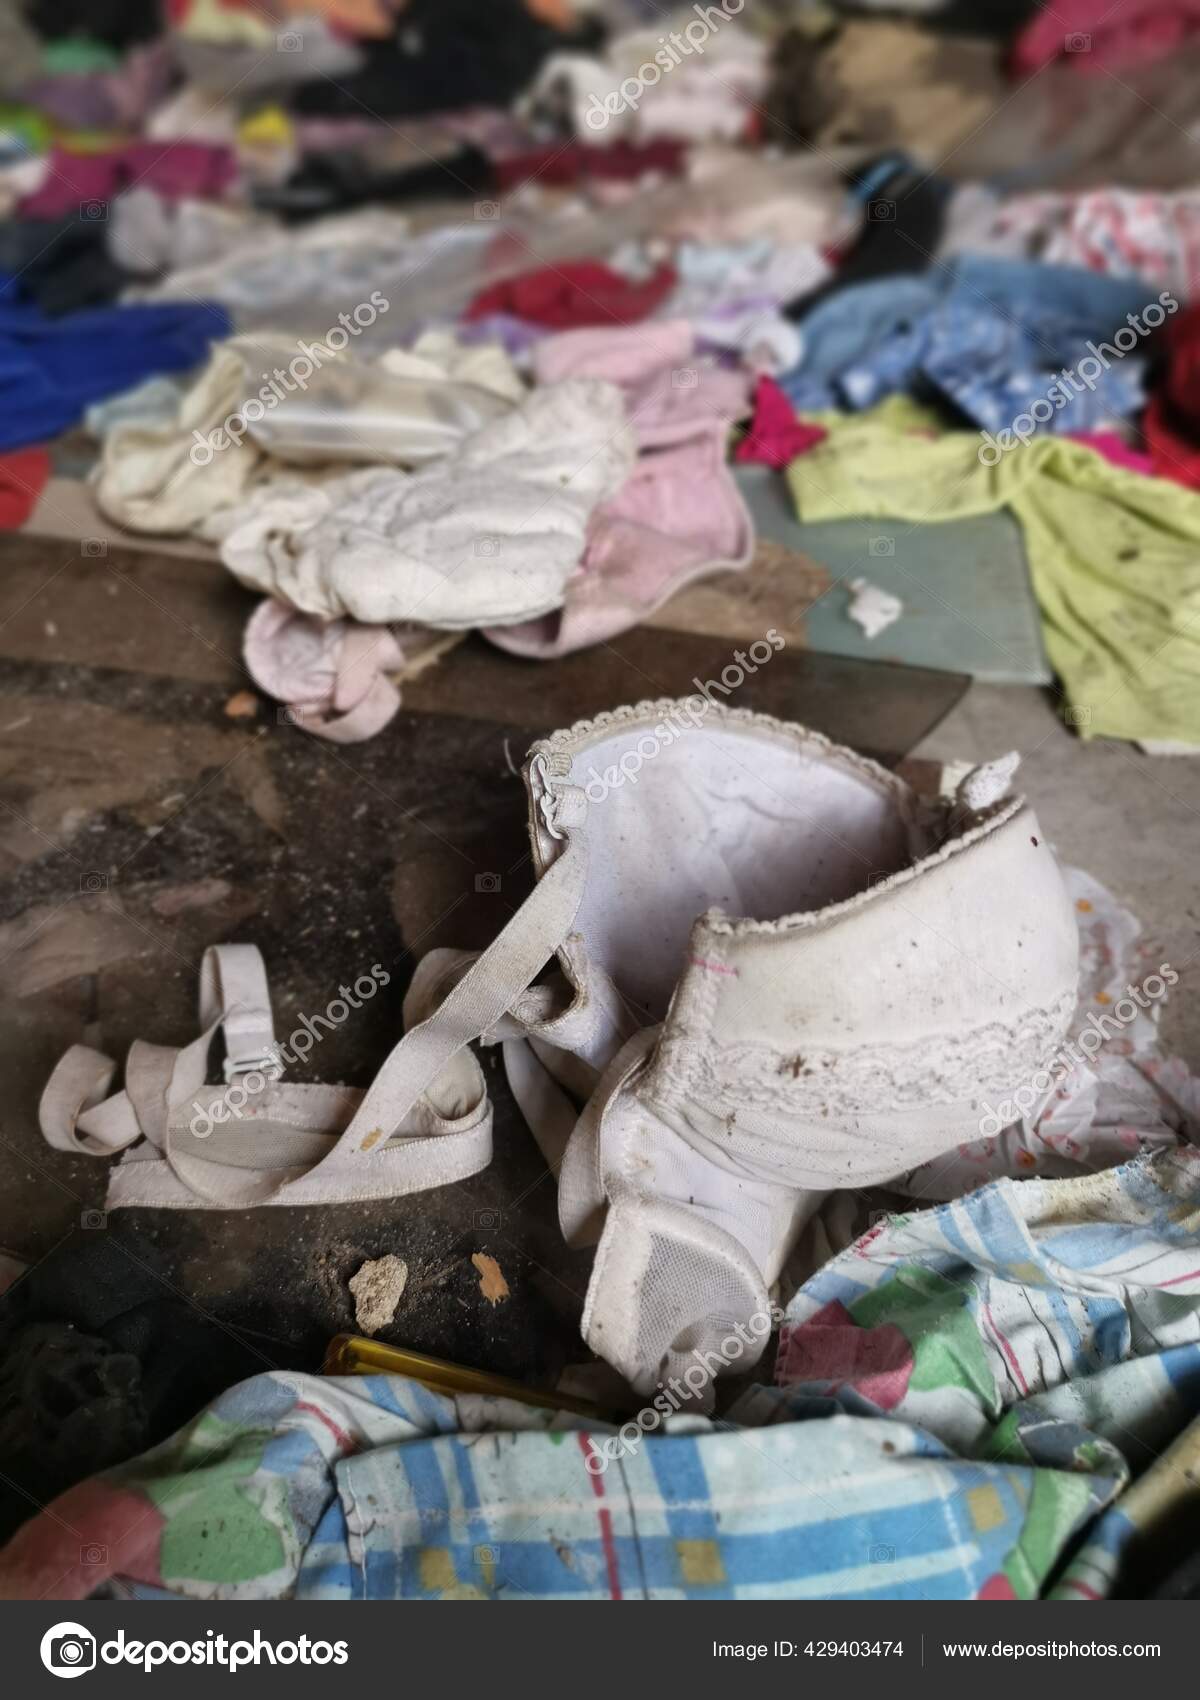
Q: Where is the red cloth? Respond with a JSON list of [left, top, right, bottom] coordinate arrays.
[[1066, 431, 1155, 477], [1011, 0, 1200, 76], [20, 143, 237, 221], [493, 139, 686, 192], [1145, 397, 1200, 486], [465, 260, 678, 330], [1067, 428, 1149, 476], [0, 447, 50, 529], [734, 376, 827, 470], [1143, 300, 1200, 486]]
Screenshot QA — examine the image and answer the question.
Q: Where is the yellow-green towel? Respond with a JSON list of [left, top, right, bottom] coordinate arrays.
[[787, 404, 1200, 744]]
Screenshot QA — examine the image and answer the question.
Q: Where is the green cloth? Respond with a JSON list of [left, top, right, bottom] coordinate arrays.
[[40, 39, 122, 76], [787, 403, 1200, 744], [0, 103, 50, 156]]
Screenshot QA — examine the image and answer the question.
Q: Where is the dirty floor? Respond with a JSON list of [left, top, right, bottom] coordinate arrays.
[[0, 533, 965, 1401], [1, 532, 1195, 1418], [0, 530, 1189, 1543]]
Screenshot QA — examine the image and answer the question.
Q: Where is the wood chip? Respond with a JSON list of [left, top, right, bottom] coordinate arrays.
[[471, 1252, 510, 1306]]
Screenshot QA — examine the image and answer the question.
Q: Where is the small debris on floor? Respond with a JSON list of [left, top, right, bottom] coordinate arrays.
[[348, 1255, 409, 1335], [847, 577, 903, 640], [223, 691, 259, 720], [471, 1252, 510, 1306]]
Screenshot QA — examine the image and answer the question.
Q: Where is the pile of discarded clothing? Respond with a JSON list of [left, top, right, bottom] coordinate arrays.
[[0, 2, 1198, 745], [0, 2, 1197, 745], [4, 0, 1200, 1604]]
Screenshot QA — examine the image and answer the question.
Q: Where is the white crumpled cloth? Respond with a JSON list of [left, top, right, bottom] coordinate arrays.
[[93, 329, 527, 539], [221, 378, 635, 628]]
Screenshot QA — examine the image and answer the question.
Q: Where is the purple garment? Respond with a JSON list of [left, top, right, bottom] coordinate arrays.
[[451, 311, 547, 358], [21, 41, 171, 133], [295, 109, 530, 155], [292, 116, 400, 151]]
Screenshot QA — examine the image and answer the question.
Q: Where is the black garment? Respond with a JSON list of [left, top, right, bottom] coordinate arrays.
[[0, 218, 137, 316], [1151, 1545, 1200, 1600], [0, 1234, 265, 1541], [254, 144, 496, 222], [0, 1323, 145, 1529], [835, 158, 952, 287], [23, 0, 162, 51], [784, 158, 951, 322], [289, 0, 603, 118], [762, 20, 841, 149]]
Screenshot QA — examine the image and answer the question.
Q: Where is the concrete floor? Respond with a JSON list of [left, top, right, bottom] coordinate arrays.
[[2, 525, 1195, 1323], [913, 683, 1200, 1066], [1, 529, 1196, 1533], [0, 530, 969, 1410]]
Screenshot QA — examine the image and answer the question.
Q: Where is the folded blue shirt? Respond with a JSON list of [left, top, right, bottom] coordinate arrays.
[[781, 256, 1153, 434], [0, 284, 230, 449]]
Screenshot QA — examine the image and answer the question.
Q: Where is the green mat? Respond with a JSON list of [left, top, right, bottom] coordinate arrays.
[[736, 465, 1051, 686]]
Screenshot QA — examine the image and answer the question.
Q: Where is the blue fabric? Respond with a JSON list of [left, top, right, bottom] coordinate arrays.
[[29, 1147, 1196, 1602], [0, 285, 230, 449], [782, 257, 1153, 434]]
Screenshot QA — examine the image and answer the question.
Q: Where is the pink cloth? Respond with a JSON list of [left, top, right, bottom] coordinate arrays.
[[1011, 0, 1200, 75], [735, 375, 827, 470], [531, 320, 750, 446], [244, 599, 405, 743], [485, 322, 753, 659], [20, 142, 237, 220], [0, 1477, 165, 1602], [775, 1299, 914, 1412], [1067, 430, 1155, 476]]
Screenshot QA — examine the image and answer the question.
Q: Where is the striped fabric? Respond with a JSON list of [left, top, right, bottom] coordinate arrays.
[[5, 1147, 1200, 1602]]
